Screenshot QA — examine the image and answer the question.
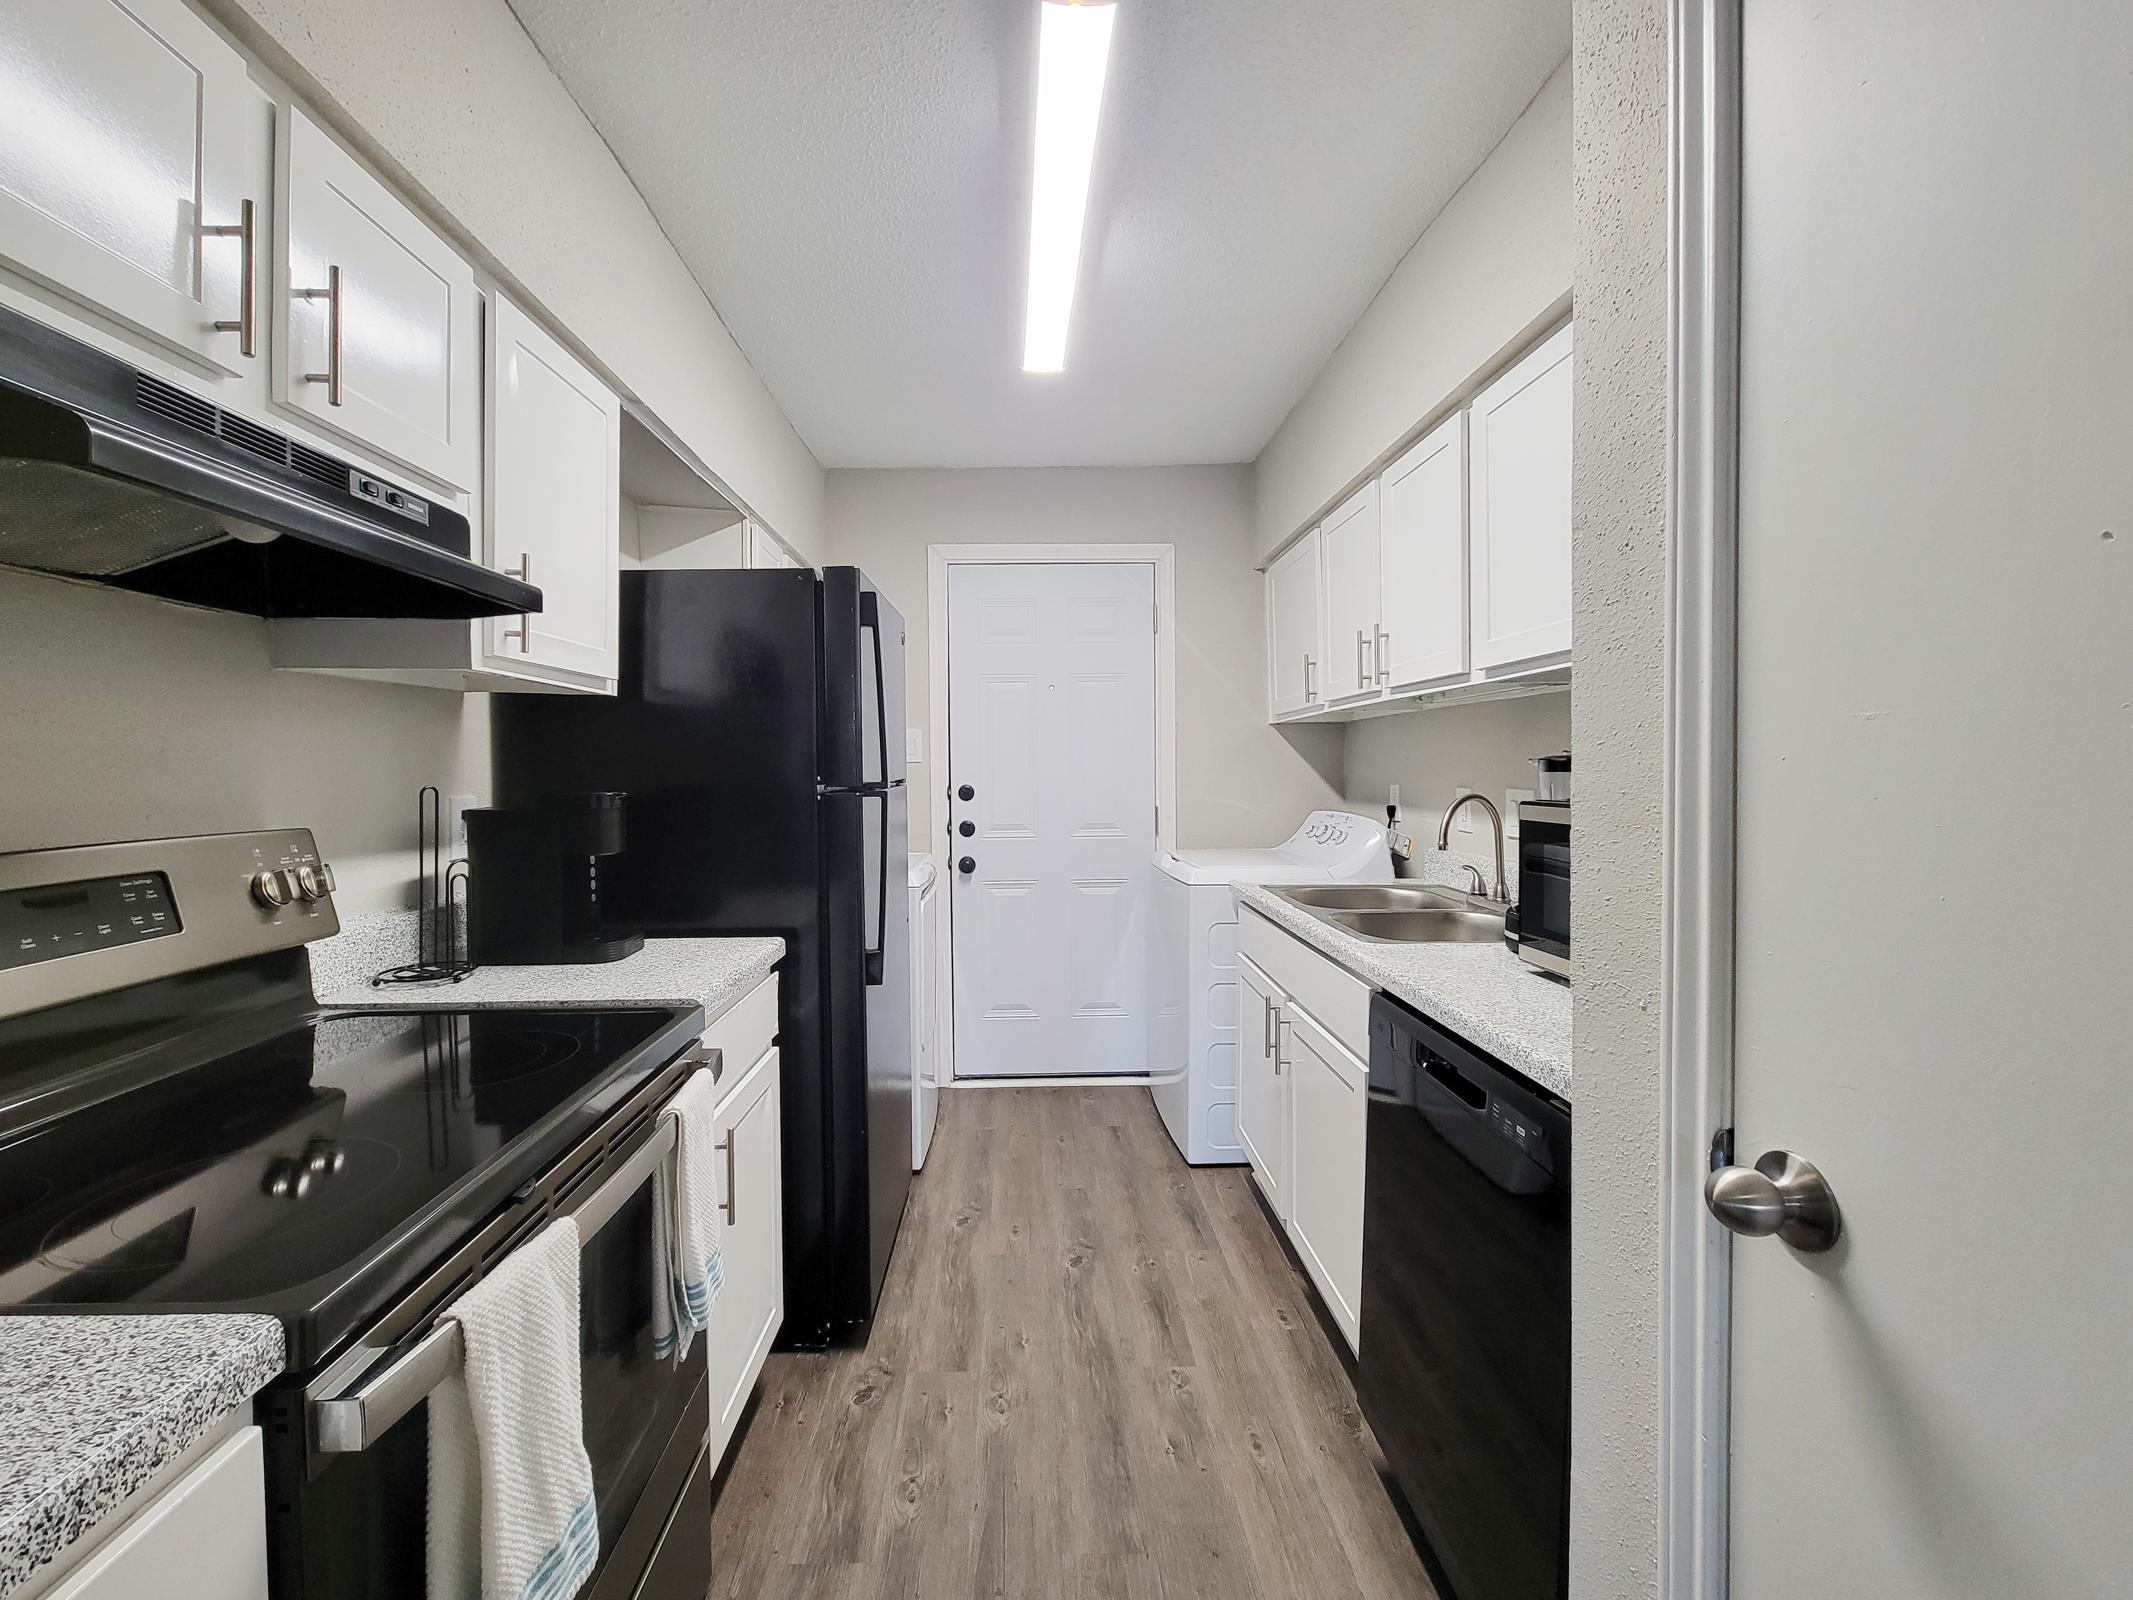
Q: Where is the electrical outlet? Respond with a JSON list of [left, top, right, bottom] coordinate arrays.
[[905, 728, 924, 764], [1505, 787, 1535, 839], [446, 793, 478, 854], [1389, 783, 1400, 807], [1453, 786, 1476, 833]]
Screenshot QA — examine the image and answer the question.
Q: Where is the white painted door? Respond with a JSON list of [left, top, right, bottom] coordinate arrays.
[[1265, 529, 1323, 717], [1320, 482, 1382, 703], [484, 292, 620, 682], [1378, 411, 1469, 689], [1283, 1005, 1365, 1352], [948, 562, 1157, 1077], [276, 106, 479, 490], [1726, 7, 2133, 1596], [1236, 955, 1287, 1218], [0, 0, 262, 376], [909, 869, 939, 1169], [706, 1044, 782, 1468], [1469, 321, 1572, 671]]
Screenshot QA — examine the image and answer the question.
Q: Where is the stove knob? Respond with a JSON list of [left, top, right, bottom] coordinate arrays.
[[294, 864, 329, 902], [302, 1139, 346, 1177], [251, 868, 294, 909], [316, 862, 337, 895], [263, 1157, 313, 1198]]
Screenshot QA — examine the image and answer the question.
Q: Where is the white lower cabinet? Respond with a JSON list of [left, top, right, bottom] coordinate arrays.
[[1236, 955, 1288, 1217], [47, 1426, 267, 1600], [1236, 908, 1371, 1355], [706, 1040, 783, 1469], [1282, 1008, 1367, 1353]]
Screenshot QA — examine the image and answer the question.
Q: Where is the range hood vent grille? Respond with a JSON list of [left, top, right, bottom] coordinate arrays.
[[133, 374, 354, 496]]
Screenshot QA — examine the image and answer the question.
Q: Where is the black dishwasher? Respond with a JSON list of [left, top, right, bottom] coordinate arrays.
[[1358, 992, 1570, 1600]]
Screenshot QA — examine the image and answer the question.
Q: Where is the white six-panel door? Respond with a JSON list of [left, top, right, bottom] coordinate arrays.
[[947, 563, 1157, 1077]]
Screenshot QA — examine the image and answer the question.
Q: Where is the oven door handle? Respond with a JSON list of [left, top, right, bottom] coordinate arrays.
[[310, 1063, 706, 1455]]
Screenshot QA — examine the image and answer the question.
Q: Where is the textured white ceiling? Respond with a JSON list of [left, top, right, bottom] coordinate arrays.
[[505, 0, 1568, 468]]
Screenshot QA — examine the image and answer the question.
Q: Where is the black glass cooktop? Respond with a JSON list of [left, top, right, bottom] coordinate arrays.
[[0, 1005, 691, 1365]]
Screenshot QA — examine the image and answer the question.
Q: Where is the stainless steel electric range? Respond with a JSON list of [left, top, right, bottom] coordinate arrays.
[[0, 830, 716, 1600]]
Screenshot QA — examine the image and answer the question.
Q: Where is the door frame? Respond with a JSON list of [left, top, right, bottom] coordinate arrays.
[[925, 543, 1178, 1087], [1660, 1, 1741, 1597]]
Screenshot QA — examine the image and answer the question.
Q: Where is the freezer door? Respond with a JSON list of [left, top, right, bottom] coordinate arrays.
[[861, 781, 914, 1293], [820, 568, 907, 791]]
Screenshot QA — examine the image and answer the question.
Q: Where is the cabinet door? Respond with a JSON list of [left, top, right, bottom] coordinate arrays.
[[1236, 957, 1288, 1218], [276, 106, 479, 489], [1379, 411, 1469, 688], [1285, 1008, 1367, 1352], [707, 1044, 783, 1466], [1320, 481, 1382, 703], [0, 0, 260, 375], [1265, 529, 1324, 718], [1470, 321, 1573, 670], [483, 293, 620, 681], [50, 1426, 267, 1600]]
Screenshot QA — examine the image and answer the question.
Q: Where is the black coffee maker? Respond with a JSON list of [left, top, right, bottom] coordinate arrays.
[[465, 791, 645, 965]]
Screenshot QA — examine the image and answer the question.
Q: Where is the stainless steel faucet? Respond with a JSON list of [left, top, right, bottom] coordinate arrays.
[[1437, 793, 1509, 904]]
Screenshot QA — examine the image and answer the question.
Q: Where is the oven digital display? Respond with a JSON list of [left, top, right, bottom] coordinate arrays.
[[0, 872, 181, 970]]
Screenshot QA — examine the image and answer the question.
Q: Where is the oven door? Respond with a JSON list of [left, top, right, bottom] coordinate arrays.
[[278, 1112, 709, 1600]]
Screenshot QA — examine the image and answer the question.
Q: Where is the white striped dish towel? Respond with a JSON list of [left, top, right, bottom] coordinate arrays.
[[650, 1066, 724, 1361], [427, 1216, 599, 1600]]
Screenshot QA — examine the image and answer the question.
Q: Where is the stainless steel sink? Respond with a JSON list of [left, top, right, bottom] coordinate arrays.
[[1269, 882, 1507, 944], [1275, 883, 1468, 913], [1320, 907, 1505, 944]]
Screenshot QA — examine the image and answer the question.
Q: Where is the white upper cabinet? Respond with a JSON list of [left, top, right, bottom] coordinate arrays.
[[276, 106, 479, 490], [1469, 321, 1573, 671], [484, 293, 620, 683], [1378, 411, 1469, 689], [1320, 482, 1382, 704], [0, 0, 263, 376], [1266, 527, 1324, 718]]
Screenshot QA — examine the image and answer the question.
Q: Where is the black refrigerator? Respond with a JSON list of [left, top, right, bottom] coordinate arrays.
[[491, 566, 913, 1347]]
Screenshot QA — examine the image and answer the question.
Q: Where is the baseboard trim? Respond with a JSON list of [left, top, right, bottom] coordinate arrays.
[[948, 1075, 1156, 1088]]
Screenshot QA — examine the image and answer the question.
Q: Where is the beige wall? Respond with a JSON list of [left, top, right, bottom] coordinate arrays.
[[0, 572, 488, 919], [1344, 693, 1571, 876], [1567, 0, 1670, 1593], [822, 467, 1344, 858], [1252, 60, 1572, 562], [202, 0, 827, 557]]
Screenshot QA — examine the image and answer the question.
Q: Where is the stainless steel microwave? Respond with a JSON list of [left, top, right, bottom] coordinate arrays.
[[1515, 801, 1571, 978]]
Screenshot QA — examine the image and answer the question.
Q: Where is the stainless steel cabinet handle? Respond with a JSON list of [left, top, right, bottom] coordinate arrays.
[[204, 198, 256, 357], [1274, 1014, 1289, 1075], [1705, 1149, 1842, 1252], [1374, 624, 1391, 683], [1303, 653, 1316, 702], [1262, 995, 1277, 1055], [502, 553, 532, 652], [298, 263, 344, 405], [1355, 628, 1368, 687], [716, 1132, 738, 1226]]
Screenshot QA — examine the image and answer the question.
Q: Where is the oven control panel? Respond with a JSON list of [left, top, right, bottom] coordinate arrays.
[[0, 872, 181, 972]]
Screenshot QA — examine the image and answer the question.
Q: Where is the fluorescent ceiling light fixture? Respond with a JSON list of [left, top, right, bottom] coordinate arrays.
[[1022, 0, 1117, 373]]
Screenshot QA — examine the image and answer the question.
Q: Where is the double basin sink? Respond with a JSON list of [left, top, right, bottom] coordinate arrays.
[[1268, 882, 1508, 945]]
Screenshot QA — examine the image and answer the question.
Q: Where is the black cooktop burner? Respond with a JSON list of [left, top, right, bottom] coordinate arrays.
[[0, 1003, 689, 1364]]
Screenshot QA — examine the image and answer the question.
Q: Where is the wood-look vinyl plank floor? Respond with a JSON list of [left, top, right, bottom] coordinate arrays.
[[709, 1085, 1437, 1600]]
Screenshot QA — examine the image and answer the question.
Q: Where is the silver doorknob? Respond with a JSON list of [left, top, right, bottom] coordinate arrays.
[[1704, 1149, 1842, 1253]]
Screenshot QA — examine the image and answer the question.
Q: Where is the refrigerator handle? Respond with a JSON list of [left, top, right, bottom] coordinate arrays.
[[865, 790, 888, 986], [859, 589, 889, 789]]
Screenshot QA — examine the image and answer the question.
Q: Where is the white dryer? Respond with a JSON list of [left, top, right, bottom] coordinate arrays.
[[1149, 811, 1392, 1163]]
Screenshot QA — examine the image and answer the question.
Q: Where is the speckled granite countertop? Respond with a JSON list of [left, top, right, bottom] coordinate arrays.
[[307, 913, 783, 1022], [0, 1315, 283, 1596], [1233, 884, 1572, 1100]]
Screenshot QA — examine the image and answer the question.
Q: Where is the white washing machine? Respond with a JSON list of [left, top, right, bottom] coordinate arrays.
[[1148, 811, 1392, 1163]]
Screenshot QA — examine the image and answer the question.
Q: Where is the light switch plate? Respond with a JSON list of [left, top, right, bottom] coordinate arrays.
[[1505, 787, 1535, 838], [905, 728, 924, 764], [1453, 786, 1476, 833], [446, 793, 478, 853]]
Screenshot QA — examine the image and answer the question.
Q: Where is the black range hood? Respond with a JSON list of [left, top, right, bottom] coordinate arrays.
[[0, 303, 542, 620]]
